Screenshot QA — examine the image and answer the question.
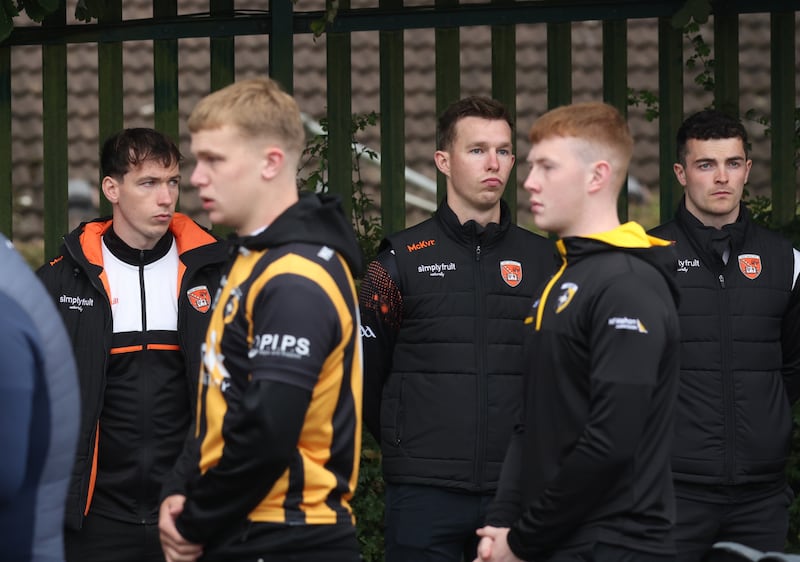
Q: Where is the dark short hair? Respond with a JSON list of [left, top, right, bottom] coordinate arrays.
[[676, 109, 749, 165], [100, 128, 182, 179], [436, 96, 513, 151]]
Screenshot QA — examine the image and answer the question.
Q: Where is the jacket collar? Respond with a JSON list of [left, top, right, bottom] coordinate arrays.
[[435, 197, 511, 249]]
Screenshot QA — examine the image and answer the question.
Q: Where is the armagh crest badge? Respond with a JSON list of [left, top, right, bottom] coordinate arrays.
[[500, 260, 522, 287], [738, 254, 762, 280], [187, 285, 212, 313]]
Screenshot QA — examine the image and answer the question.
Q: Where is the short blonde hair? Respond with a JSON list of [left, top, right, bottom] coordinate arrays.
[[188, 77, 306, 157], [529, 102, 633, 179]]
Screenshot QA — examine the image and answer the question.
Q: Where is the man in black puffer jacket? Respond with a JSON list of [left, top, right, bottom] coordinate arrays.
[[359, 96, 556, 562], [650, 109, 800, 560]]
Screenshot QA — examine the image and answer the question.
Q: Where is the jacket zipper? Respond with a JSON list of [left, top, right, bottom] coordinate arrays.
[[718, 271, 736, 483], [137, 252, 153, 523], [474, 242, 488, 488]]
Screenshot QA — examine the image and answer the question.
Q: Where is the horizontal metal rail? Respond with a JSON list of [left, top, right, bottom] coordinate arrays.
[[3, 0, 797, 46]]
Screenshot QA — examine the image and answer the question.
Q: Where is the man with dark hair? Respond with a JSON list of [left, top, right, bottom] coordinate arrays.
[[359, 96, 556, 562], [0, 234, 79, 561], [650, 109, 800, 559], [38, 127, 228, 561], [476, 101, 680, 562]]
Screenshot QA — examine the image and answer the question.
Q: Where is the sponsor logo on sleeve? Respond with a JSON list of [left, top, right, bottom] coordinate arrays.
[[608, 316, 648, 334], [738, 254, 762, 280], [187, 285, 212, 313], [360, 325, 377, 338], [500, 260, 522, 287], [248, 333, 311, 359]]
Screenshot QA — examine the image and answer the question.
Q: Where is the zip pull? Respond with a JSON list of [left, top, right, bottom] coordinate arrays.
[[718, 273, 726, 288], [475, 244, 481, 261]]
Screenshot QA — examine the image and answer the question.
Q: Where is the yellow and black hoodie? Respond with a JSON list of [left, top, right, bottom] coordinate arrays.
[[487, 222, 681, 559], [164, 192, 363, 559]]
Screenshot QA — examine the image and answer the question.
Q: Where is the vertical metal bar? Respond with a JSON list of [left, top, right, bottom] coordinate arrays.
[[658, 17, 684, 223], [379, 0, 405, 234], [769, 12, 795, 227], [269, 0, 294, 94], [42, 4, 69, 259], [546, 22, 572, 110], [435, 0, 459, 202], [153, 1, 179, 146], [603, 19, 628, 222], [491, 0, 517, 217], [97, 0, 122, 217], [210, 0, 235, 92], [713, 11, 739, 117], [326, 0, 353, 219], [0, 46, 10, 237], [208, 0, 235, 237]]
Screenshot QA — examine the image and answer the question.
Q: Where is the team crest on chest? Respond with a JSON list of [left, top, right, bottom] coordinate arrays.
[[187, 285, 212, 313], [555, 282, 578, 314], [738, 254, 762, 280], [500, 260, 522, 287]]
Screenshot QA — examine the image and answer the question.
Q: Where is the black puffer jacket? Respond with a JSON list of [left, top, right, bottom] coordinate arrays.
[[360, 199, 557, 492], [650, 200, 800, 486]]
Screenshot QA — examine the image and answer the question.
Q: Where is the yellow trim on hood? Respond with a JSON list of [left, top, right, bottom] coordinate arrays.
[[584, 221, 672, 249]]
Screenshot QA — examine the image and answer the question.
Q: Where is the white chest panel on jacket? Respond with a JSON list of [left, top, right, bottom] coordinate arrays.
[[101, 239, 179, 333]]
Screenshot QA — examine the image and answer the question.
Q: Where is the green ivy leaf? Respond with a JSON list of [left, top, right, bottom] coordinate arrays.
[[20, 0, 52, 22], [671, 0, 711, 29], [0, 4, 12, 43]]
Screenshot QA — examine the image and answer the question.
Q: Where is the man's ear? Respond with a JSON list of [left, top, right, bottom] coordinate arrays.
[[261, 147, 285, 181], [673, 163, 687, 186], [587, 160, 612, 194], [101, 176, 119, 204], [434, 150, 450, 177]]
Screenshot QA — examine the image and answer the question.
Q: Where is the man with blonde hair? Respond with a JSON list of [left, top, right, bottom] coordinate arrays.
[[475, 102, 680, 562], [158, 77, 363, 562]]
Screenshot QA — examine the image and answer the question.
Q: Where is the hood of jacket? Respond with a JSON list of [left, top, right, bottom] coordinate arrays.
[[239, 191, 363, 277], [558, 221, 681, 307]]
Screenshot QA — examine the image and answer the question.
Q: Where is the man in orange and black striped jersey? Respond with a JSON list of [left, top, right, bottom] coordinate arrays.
[[158, 77, 364, 562]]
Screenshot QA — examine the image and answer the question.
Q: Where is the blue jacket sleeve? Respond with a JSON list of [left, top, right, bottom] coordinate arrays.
[[0, 296, 39, 501]]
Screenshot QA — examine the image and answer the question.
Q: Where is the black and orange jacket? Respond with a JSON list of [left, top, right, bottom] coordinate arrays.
[[488, 223, 681, 559], [650, 200, 800, 489], [164, 193, 363, 556], [37, 213, 227, 530]]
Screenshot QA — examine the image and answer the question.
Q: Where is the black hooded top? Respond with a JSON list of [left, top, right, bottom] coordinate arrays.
[[165, 192, 364, 558], [487, 222, 681, 559]]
